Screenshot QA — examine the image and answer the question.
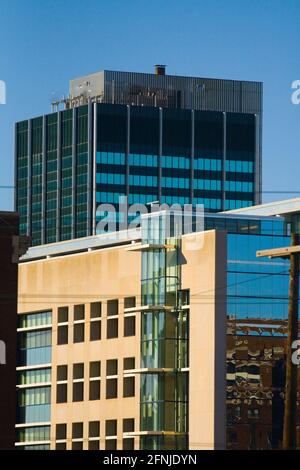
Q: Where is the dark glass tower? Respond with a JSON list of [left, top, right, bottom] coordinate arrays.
[[15, 69, 262, 245]]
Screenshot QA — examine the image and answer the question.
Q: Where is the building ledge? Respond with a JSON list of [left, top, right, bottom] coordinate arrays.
[[17, 382, 51, 389], [16, 364, 51, 371], [15, 422, 51, 428], [17, 324, 52, 333], [15, 440, 50, 447], [124, 305, 173, 314], [124, 431, 187, 437], [126, 243, 175, 252], [124, 368, 175, 374]]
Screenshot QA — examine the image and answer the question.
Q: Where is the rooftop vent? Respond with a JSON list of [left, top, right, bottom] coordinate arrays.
[[155, 65, 166, 76]]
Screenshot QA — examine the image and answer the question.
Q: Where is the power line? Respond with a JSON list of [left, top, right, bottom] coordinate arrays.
[[3, 185, 300, 194], [0, 268, 289, 304]]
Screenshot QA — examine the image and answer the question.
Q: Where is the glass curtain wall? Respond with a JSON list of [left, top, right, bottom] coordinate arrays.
[[31, 117, 43, 245], [128, 106, 159, 213], [76, 106, 89, 238], [61, 109, 73, 240], [140, 213, 188, 450], [16, 311, 52, 449], [96, 104, 127, 232], [16, 121, 28, 235], [45, 113, 58, 243], [161, 109, 191, 207], [193, 111, 223, 211], [225, 113, 255, 210]]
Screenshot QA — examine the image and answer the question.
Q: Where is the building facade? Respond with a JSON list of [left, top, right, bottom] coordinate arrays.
[[208, 212, 291, 449], [15, 68, 262, 246], [16, 215, 227, 450], [15, 200, 300, 450], [221, 199, 300, 449]]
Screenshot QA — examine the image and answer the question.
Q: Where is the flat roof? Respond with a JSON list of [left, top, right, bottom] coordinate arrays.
[[221, 198, 300, 217], [71, 68, 262, 85], [20, 228, 141, 262]]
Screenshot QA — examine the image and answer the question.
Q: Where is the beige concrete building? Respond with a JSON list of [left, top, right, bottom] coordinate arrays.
[[16, 220, 227, 450]]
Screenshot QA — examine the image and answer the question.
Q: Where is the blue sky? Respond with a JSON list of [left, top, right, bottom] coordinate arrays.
[[0, 0, 299, 210]]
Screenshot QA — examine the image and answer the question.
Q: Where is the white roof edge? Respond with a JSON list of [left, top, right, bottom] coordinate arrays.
[[20, 228, 141, 261], [221, 198, 300, 217]]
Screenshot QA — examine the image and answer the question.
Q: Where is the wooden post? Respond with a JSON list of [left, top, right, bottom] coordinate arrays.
[[282, 233, 299, 449]]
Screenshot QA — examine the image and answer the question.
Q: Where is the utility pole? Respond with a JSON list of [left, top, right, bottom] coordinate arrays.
[[257, 233, 300, 450]]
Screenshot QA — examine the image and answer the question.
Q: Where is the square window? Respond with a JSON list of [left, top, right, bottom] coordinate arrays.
[[123, 357, 135, 370], [105, 439, 117, 450], [123, 438, 134, 450], [74, 304, 85, 321], [56, 383, 67, 403], [123, 418, 134, 432], [89, 421, 100, 438], [106, 378, 117, 399], [124, 316, 135, 337], [124, 297, 136, 309], [72, 441, 83, 450], [90, 302, 101, 318], [88, 440, 99, 450], [57, 365, 68, 381], [90, 320, 101, 341], [123, 377, 135, 397], [74, 323, 85, 343], [73, 382, 84, 402], [106, 359, 118, 376], [72, 423, 83, 439], [90, 361, 101, 378], [56, 442, 67, 450], [73, 363, 84, 380], [58, 306, 68, 323], [89, 380, 100, 400], [105, 420, 117, 437], [56, 423, 67, 440], [107, 318, 118, 339], [57, 325, 68, 345], [107, 299, 118, 316]]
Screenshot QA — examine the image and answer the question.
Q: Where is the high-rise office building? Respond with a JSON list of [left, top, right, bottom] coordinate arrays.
[[15, 199, 300, 450], [15, 67, 262, 246]]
